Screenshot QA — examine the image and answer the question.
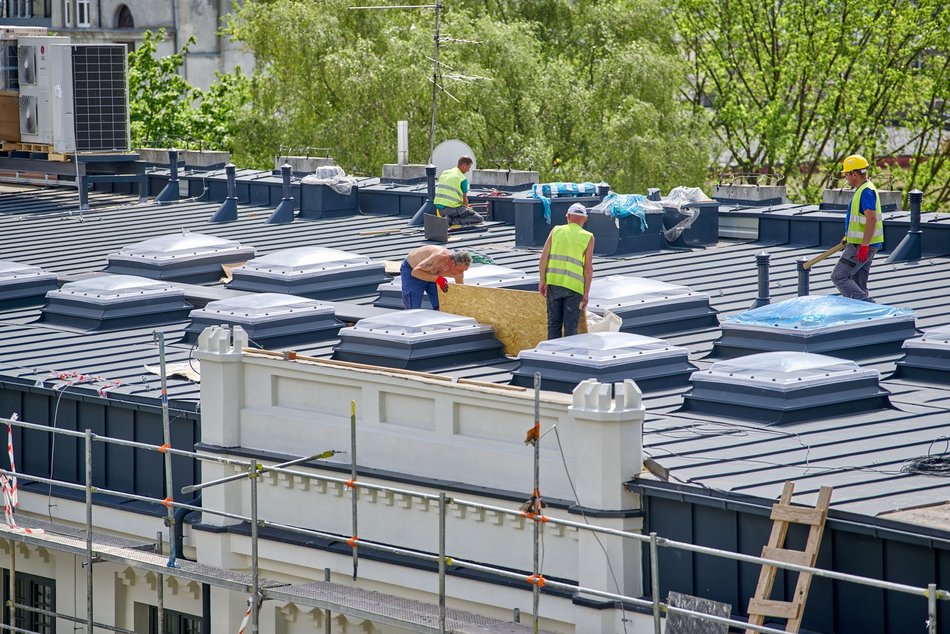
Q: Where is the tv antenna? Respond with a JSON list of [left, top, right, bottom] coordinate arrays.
[[350, 2, 487, 157]]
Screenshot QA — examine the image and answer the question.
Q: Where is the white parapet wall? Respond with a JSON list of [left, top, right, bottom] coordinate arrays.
[[195, 325, 650, 632]]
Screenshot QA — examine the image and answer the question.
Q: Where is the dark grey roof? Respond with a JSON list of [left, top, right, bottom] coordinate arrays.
[[1, 186, 950, 521]]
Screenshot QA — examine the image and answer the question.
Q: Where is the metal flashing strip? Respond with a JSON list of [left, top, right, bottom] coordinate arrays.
[[626, 479, 950, 549]]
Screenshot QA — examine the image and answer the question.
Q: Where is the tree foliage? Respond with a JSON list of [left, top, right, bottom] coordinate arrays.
[[127, 29, 251, 151], [226, 0, 709, 194], [672, 0, 950, 208]]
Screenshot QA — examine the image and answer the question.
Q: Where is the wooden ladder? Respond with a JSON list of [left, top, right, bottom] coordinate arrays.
[[745, 482, 832, 634]]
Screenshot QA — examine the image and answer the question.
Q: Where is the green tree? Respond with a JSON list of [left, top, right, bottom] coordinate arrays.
[[127, 29, 251, 152], [227, 0, 710, 193], [671, 0, 950, 208]]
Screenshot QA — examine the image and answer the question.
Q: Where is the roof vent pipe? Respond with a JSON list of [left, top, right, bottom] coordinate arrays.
[[752, 251, 771, 308], [267, 163, 295, 224], [796, 256, 809, 296], [407, 164, 437, 227], [154, 149, 180, 205], [210, 163, 238, 223], [397, 120, 409, 165], [886, 189, 923, 263]]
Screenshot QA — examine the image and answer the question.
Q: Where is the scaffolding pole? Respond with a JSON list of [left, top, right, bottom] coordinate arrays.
[[85, 429, 94, 634], [156, 532, 165, 634], [250, 460, 261, 634], [438, 491, 447, 634], [350, 401, 359, 581], [154, 331, 177, 568], [531, 372, 540, 633]]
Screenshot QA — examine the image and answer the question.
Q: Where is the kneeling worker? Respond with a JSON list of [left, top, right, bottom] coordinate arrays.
[[434, 155, 483, 226], [401, 245, 472, 310], [539, 203, 595, 339], [832, 154, 883, 302]]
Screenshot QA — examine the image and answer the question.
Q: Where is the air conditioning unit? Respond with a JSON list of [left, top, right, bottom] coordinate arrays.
[[17, 38, 130, 153], [16, 36, 68, 145]]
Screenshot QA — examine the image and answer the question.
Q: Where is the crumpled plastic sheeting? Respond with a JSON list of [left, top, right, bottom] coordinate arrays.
[[724, 295, 913, 330], [531, 182, 597, 224], [301, 165, 357, 196], [662, 186, 713, 242], [589, 193, 663, 231]]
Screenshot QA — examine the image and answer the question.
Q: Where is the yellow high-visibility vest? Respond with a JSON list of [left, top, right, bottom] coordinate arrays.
[[846, 181, 883, 245], [546, 223, 592, 295], [434, 167, 465, 209]]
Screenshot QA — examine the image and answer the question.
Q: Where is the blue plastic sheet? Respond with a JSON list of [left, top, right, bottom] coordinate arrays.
[[531, 182, 597, 224], [724, 295, 913, 330], [595, 192, 649, 230]]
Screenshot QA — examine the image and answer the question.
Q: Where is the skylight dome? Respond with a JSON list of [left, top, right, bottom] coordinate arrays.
[[42, 275, 192, 330], [513, 332, 694, 393], [333, 310, 504, 370], [0, 260, 59, 306], [229, 247, 388, 300], [683, 351, 889, 423], [584, 275, 717, 335], [105, 231, 256, 283]]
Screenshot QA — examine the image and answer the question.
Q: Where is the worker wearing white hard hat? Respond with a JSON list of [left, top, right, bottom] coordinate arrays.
[[538, 203, 595, 338]]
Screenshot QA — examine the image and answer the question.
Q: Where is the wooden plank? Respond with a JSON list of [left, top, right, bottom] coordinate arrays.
[[745, 481, 795, 634], [786, 486, 833, 633], [0, 93, 20, 144], [761, 546, 811, 567], [747, 598, 800, 620], [438, 284, 587, 356], [770, 504, 824, 526]]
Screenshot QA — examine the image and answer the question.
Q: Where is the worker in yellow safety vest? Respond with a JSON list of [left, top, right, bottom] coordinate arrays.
[[433, 155, 482, 225], [831, 154, 883, 302], [538, 203, 595, 339]]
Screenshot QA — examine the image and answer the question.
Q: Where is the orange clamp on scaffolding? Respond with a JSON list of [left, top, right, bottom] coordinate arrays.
[[344, 479, 357, 489], [161, 497, 174, 508], [520, 511, 549, 523], [526, 574, 545, 588], [158, 443, 171, 453], [347, 536, 359, 548]]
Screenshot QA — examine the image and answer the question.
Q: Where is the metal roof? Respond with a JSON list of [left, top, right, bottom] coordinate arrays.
[[1, 186, 950, 523]]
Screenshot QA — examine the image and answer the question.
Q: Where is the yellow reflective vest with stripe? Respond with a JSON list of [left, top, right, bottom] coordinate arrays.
[[434, 167, 465, 209], [846, 181, 883, 245], [546, 223, 592, 295]]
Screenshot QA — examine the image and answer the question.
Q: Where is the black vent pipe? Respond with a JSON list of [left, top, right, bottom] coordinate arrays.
[[154, 149, 180, 205], [210, 163, 238, 223], [267, 163, 296, 224], [886, 189, 923, 263], [408, 164, 437, 226], [796, 256, 810, 296], [751, 251, 771, 308]]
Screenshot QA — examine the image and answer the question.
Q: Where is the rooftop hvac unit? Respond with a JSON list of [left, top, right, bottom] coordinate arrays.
[[15, 43, 34, 85], [18, 94, 36, 134], [16, 37, 130, 153]]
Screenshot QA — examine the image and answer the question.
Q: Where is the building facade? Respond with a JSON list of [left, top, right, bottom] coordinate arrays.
[[47, 0, 253, 89]]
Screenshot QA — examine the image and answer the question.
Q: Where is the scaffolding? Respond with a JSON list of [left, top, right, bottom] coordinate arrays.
[[0, 401, 946, 633]]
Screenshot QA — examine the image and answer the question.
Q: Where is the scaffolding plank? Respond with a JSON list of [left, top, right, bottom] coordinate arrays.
[[0, 517, 544, 634]]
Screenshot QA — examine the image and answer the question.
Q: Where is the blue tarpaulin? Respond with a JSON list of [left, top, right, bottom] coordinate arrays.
[[594, 192, 650, 230], [531, 182, 597, 224], [724, 295, 914, 330]]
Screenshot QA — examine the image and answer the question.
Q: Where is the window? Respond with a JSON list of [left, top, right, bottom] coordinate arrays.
[[2, 571, 56, 633], [63, 0, 71, 27], [76, 0, 90, 27], [148, 606, 202, 634], [115, 4, 134, 29], [9, 0, 32, 18]]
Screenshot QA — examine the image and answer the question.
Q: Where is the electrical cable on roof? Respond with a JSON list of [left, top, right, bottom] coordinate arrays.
[[901, 436, 950, 477]]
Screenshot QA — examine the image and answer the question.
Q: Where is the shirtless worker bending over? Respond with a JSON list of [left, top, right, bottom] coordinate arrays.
[[401, 245, 472, 310]]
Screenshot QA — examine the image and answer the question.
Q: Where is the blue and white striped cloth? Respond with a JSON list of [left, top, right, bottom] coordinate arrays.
[[531, 182, 597, 224]]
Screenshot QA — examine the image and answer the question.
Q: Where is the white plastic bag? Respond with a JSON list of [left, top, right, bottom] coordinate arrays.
[[587, 309, 622, 333]]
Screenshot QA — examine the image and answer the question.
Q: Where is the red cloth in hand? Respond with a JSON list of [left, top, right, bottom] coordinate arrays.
[[856, 244, 869, 262], [436, 276, 449, 292]]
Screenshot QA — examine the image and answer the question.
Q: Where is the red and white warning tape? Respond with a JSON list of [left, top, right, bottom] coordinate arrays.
[[2, 414, 42, 535], [237, 594, 254, 634]]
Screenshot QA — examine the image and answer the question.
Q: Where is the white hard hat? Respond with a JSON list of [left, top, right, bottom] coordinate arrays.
[[567, 203, 588, 217]]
